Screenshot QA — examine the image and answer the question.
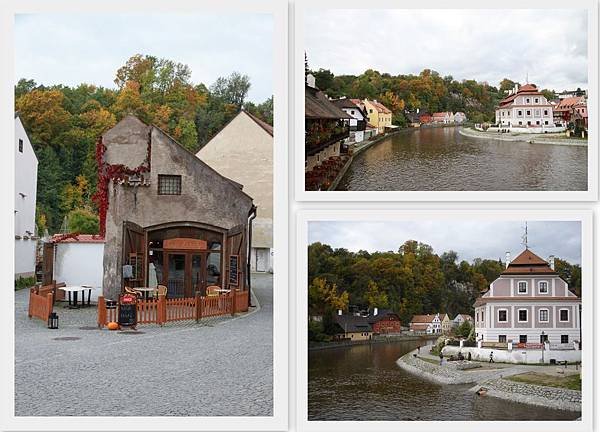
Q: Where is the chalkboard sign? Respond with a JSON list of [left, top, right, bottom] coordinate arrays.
[[229, 255, 239, 286], [118, 295, 137, 328]]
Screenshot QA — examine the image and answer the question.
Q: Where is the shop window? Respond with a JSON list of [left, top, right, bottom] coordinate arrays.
[[519, 335, 527, 343], [498, 335, 507, 343], [561, 335, 569, 344], [158, 175, 182, 195]]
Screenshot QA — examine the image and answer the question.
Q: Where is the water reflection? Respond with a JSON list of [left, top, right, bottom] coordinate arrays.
[[337, 127, 587, 191], [308, 340, 580, 421]]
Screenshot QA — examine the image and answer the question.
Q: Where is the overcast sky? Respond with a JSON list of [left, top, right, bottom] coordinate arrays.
[[308, 220, 581, 265], [15, 13, 273, 102], [305, 9, 588, 91]]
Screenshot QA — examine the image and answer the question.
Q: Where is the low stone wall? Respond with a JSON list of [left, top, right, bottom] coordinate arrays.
[[459, 127, 587, 146], [478, 378, 581, 412], [443, 345, 582, 364], [396, 353, 476, 385]]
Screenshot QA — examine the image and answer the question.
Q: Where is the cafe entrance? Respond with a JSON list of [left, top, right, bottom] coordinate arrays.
[[161, 249, 222, 298]]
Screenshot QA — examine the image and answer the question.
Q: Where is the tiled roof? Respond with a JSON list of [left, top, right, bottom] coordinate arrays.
[[367, 309, 400, 324], [334, 314, 373, 333], [501, 249, 557, 275], [51, 234, 105, 243], [410, 314, 437, 323], [306, 85, 353, 120], [366, 100, 392, 114], [554, 96, 586, 112], [498, 84, 544, 107]]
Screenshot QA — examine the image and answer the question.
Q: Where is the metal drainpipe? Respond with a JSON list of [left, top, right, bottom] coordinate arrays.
[[247, 205, 257, 307]]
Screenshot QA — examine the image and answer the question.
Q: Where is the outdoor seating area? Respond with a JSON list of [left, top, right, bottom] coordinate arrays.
[[305, 154, 351, 191]]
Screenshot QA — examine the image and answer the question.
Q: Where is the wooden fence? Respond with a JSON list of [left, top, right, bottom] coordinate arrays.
[[28, 288, 54, 323], [98, 290, 250, 328]]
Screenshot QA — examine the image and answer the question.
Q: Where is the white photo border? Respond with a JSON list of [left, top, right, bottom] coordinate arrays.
[[294, 0, 599, 201], [0, 0, 288, 431], [296, 208, 593, 432]]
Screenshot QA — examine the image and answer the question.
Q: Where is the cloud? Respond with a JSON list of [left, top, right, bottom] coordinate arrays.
[[308, 220, 581, 264], [15, 13, 273, 102], [305, 9, 588, 91]]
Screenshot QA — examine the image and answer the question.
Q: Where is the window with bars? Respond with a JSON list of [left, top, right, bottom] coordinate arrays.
[[158, 175, 182, 195]]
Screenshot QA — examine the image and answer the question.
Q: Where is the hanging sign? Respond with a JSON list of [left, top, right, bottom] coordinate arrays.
[[163, 238, 207, 251]]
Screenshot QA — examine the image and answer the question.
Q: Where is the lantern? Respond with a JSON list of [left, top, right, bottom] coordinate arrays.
[[48, 312, 59, 329]]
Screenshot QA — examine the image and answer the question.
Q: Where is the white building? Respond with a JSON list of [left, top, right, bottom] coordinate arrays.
[[495, 83, 557, 131], [332, 98, 368, 143], [454, 112, 467, 124], [452, 313, 473, 328], [49, 234, 105, 302], [474, 249, 581, 348], [196, 110, 273, 273], [409, 313, 442, 334], [15, 114, 38, 279]]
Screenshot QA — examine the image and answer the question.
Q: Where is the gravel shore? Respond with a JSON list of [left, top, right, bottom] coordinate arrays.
[[458, 127, 587, 146]]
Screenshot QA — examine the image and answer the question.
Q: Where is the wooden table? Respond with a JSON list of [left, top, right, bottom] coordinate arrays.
[[133, 287, 157, 301], [58, 285, 95, 309]]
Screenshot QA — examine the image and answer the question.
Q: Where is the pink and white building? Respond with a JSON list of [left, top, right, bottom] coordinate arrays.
[[474, 249, 581, 348]]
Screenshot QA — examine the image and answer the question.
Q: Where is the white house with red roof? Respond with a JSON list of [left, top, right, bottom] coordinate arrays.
[[474, 248, 581, 348], [432, 112, 454, 124], [409, 313, 442, 334], [494, 83, 563, 132]]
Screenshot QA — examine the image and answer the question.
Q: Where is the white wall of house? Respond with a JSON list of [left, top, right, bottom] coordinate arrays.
[[197, 111, 273, 272], [53, 242, 104, 302], [14, 116, 38, 279], [443, 345, 581, 364]]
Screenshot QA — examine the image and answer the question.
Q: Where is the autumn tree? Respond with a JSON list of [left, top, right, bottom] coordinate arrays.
[[16, 89, 70, 146], [363, 280, 389, 309]]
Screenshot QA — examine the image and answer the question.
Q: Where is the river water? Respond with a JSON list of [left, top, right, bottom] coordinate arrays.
[[336, 127, 587, 191], [308, 340, 580, 421]]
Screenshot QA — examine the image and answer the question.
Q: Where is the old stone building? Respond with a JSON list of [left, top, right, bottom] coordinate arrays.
[[98, 115, 255, 301]]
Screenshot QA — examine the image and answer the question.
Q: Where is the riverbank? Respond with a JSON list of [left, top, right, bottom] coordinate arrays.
[[397, 349, 581, 412], [328, 129, 404, 191], [309, 333, 436, 351], [459, 127, 587, 147]]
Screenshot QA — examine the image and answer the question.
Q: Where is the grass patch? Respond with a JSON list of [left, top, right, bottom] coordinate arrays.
[[506, 372, 581, 391]]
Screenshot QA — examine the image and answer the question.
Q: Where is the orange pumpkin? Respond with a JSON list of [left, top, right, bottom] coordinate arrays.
[[107, 322, 119, 331]]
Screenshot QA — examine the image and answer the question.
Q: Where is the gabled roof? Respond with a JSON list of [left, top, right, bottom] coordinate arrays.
[[334, 314, 373, 333], [554, 96, 586, 112], [367, 309, 400, 324], [502, 249, 557, 275], [410, 314, 438, 324], [305, 85, 353, 120], [498, 83, 544, 107], [243, 110, 273, 137], [365, 100, 392, 114], [51, 233, 105, 244]]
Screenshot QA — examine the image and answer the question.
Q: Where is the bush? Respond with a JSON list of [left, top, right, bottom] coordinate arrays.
[[446, 339, 460, 346], [308, 319, 330, 342], [462, 340, 476, 347], [15, 276, 37, 290]]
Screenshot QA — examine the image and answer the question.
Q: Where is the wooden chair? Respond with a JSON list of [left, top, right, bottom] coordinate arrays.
[[124, 286, 142, 298], [206, 285, 220, 297], [153, 285, 167, 299]]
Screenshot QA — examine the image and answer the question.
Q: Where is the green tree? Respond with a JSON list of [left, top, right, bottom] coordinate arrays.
[[67, 208, 99, 234], [209, 72, 251, 108], [363, 280, 389, 309]]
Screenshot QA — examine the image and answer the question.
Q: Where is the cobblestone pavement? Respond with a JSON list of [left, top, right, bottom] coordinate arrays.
[[15, 274, 273, 416]]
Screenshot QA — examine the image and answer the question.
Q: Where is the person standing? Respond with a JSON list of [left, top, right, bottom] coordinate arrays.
[[439, 352, 444, 365], [489, 351, 495, 363]]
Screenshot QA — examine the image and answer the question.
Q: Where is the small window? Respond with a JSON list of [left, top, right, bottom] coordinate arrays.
[[157, 175, 182, 195], [538, 281, 548, 294], [519, 335, 527, 343], [544, 110, 548, 116], [518, 309, 528, 322], [526, 98, 530, 103], [518, 110, 522, 116], [534, 98, 539, 103], [539, 309, 549, 322], [498, 335, 507, 343], [18, 139, 23, 153], [526, 110, 531, 116], [561, 335, 569, 344], [498, 310, 507, 322], [560, 309, 569, 322], [518, 281, 527, 294]]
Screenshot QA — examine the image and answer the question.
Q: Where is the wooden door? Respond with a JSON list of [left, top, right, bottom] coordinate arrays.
[[122, 221, 146, 289], [42, 242, 54, 285]]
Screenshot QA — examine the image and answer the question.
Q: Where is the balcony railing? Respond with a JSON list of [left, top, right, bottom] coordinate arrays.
[[305, 127, 350, 157]]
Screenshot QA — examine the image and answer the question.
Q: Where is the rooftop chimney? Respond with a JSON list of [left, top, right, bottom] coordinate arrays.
[[549, 255, 555, 270], [514, 83, 519, 94], [416, 108, 420, 114], [374, 307, 378, 316], [337, 309, 342, 316], [505, 251, 511, 269], [306, 74, 316, 89]]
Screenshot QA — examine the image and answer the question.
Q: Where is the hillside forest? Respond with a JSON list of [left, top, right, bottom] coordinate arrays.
[[15, 54, 273, 235], [308, 241, 582, 327], [307, 63, 562, 127]]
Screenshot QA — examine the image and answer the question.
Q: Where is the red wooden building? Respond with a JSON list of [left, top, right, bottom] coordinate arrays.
[[368, 308, 401, 334]]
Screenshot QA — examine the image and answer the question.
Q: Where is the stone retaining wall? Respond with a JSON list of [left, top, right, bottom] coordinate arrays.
[[480, 378, 581, 412]]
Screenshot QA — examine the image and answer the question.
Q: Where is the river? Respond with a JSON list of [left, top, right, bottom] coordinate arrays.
[[336, 127, 587, 191], [308, 339, 580, 421]]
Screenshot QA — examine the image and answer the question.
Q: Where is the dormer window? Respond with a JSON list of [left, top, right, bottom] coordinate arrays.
[[518, 281, 528, 294], [538, 281, 548, 294]]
